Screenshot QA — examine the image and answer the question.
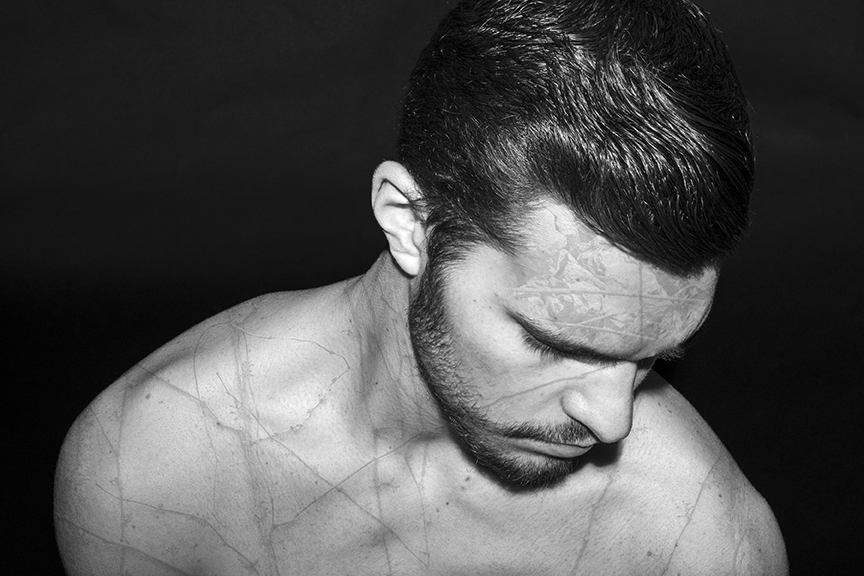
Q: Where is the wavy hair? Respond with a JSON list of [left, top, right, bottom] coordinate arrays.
[[398, 0, 753, 276]]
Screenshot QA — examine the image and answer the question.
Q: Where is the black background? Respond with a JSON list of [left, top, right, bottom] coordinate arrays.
[[2, 0, 861, 573]]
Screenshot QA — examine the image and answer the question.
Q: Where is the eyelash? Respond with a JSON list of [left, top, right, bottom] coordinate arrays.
[[522, 331, 684, 364], [521, 332, 565, 360]]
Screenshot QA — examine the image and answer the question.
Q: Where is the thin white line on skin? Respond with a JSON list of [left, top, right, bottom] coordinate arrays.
[[541, 321, 662, 340], [505, 209, 715, 361], [510, 288, 708, 304], [478, 370, 601, 410]]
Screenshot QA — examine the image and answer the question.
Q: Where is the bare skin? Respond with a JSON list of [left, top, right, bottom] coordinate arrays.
[[54, 164, 788, 575]]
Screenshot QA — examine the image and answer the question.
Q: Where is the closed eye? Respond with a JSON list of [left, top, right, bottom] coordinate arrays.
[[521, 331, 564, 361], [519, 329, 621, 366], [518, 319, 685, 366]]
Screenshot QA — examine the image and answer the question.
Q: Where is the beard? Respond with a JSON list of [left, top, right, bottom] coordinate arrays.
[[407, 252, 590, 489]]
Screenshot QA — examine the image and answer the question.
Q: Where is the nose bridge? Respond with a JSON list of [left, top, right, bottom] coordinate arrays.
[[561, 362, 638, 444]]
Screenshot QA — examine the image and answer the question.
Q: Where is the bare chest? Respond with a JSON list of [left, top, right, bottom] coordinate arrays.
[[182, 435, 674, 576]]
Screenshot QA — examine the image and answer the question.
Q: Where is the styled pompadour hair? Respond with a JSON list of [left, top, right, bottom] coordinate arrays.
[[397, 0, 754, 276]]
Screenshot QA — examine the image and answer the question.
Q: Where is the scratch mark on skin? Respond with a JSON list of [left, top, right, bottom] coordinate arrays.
[[94, 483, 261, 573], [511, 288, 707, 304], [227, 326, 353, 433], [88, 402, 127, 570], [569, 473, 614, 575], [282, 338, 351, 432], [542, 321, 662, 340], [508, 211, 715, 364], [729, 485, 753, 575], [228, 328, 284, 575], [56, 516, 196, 576], [216, 373, 243, 418], [135, 364, 220, 412], [118, 372, 130, 572], [191, 335, 227, 529], [404, 453, 432, 570], [224, 379, 427, 569], [174, 321, 276, 574], [479, 368, 605, 410], [659, 455, 723, 575], [370, 333, 402, 390], [136, 361, 229, 528], [90, 406, 117, 454], [273, 432, 421, 524], [253, 440, 278, 553], [546, 311, 624, 326], [732, 524, 745, 576], [269, 433, 429, 566], [372, 433, 394, 574], [131, 312, 426, 572]]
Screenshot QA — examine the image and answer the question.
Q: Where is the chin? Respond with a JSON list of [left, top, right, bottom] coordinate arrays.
[[463, 432, 577, 490]]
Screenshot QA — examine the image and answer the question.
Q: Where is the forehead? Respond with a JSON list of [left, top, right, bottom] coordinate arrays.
[[503, 203, 717, 355]]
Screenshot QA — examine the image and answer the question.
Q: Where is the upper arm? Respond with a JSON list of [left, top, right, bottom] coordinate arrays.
[[54, 346, 276, 576], [54, 382, 133, 575], [53, 372, 219, 576], [732, 490, 789, 576], [662, 460, 789, 576], [633, 380, 788, 575]]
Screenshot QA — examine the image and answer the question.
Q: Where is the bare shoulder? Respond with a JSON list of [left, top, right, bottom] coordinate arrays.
[[54, 283, 359, 576], [618, 371, 789, 575]]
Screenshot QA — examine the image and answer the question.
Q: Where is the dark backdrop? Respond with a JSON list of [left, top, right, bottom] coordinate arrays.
[[2, 1, 861, 573]]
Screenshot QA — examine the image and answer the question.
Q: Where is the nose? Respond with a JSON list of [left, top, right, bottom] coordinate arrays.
[[560, 362, 637, 444]]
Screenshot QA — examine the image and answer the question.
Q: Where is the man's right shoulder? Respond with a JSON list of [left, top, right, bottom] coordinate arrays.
[[54, 288, 357, 575], [619, 374, 789, 575]]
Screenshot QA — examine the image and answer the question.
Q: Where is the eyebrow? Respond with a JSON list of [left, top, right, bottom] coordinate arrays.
[[510, 311, 686, 364]]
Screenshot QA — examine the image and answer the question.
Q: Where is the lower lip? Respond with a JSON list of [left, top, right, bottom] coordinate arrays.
[[509, 438, 593, 459]]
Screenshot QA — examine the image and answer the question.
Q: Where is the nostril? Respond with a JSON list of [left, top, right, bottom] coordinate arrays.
[[560, 386, 635, 445]]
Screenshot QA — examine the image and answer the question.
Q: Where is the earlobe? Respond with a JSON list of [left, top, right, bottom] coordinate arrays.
[[371, 161, 426, 277]]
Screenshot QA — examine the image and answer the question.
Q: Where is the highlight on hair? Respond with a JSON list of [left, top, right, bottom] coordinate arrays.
[[397, 0, 754, 276]]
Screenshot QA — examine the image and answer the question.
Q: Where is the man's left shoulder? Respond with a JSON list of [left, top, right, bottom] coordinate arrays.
[[620, 371, 789, 575]]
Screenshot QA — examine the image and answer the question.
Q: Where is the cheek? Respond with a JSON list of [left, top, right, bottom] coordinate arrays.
[[448, 298, 523, 372], [451, 327, 529, 385], [446, 317, 555, 401], [474, 363, 606, 416]]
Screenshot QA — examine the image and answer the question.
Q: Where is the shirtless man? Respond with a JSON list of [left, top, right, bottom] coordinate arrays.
[[54, 0, 788, 574]]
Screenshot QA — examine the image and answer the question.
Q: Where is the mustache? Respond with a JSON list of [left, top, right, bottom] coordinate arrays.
[[498, 420, 595, 445]]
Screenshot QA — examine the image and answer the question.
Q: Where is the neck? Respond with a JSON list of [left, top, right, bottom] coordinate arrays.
[[345, 252, 449, 440]]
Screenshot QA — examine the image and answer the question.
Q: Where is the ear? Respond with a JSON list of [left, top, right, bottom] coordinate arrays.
[[371, 161, 426, 277]]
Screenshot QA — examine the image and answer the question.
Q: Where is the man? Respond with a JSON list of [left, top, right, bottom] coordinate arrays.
[[54, 0, 788, 574]]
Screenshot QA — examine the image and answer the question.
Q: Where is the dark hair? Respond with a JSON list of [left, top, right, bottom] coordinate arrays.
[[397, 0, 753, 276]]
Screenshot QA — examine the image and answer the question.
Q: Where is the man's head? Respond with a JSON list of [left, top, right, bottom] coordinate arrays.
[[373, 0, 750, 488], [397, 0, 753, 277], [405, 200, 716, 488]]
